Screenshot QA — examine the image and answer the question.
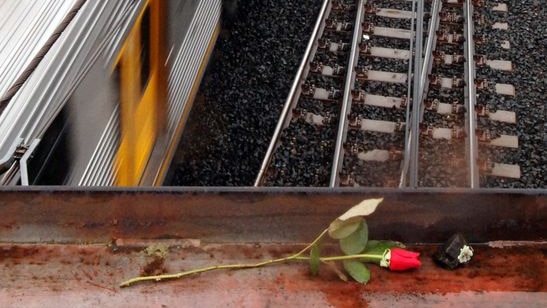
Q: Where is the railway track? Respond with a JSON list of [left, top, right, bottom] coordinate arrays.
[[418, 0, 521, 187], [253, 0, 540, 188], [472, 1, 522, 187], [257, 0, 361, 186], [418, 0, 470, 187], [337, 1, 416, 187], [256, 0, 417, 187]]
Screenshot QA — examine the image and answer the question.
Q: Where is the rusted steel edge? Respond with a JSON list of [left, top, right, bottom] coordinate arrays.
[[0, 187, 545, 244]]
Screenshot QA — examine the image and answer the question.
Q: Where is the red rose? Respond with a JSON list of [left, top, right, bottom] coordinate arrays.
[[387, 248, 422, 271]]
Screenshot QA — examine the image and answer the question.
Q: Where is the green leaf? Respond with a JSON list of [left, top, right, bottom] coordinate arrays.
[[328, 216, 362, 239], [364, 240, 405, 256], [339, 220, 369, 255], [343, 260, 370, 284], [309, 240, 322, 276], [329, 198, 383, 240], [337, 198, 383, 221]]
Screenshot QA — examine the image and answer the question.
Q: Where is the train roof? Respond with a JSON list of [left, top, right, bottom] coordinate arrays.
[[0, 0, 79, 100], [0, 0, 143, 172]]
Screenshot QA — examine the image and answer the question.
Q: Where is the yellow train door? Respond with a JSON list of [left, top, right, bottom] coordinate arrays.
[[115, 0, 167, 186]]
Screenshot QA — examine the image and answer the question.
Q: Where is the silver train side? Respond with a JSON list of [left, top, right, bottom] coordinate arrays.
[[0, 0, 222, 186]]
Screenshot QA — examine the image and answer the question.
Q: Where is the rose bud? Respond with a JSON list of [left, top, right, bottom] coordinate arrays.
[[380, 248, 422, 271], [434, 233, 474, 270]]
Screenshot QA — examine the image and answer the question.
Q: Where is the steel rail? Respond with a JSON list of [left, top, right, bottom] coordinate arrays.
[[254, 0, 330, 187], [465, 0, 479, 188], [329, 0, 365, 187], [405, 0, 442, 187], [408, 0, 424, 187], [418, 0, 442, 113], [399, 0, 418, 187]]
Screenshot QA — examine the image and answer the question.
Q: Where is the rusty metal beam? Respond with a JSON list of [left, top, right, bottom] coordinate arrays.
[[0, 187, 545, 243], [0, 188, 545, 305], [0, 242, 545, 306]]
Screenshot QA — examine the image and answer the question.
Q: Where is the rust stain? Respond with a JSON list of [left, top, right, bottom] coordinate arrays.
[[0, 245, 40, 259], [141, 256, 167, 276], [322, 283, 369, 308]]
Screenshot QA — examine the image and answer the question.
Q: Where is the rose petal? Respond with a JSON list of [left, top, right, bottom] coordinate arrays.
[[392, 248, 420, 258], [389, 248, 422, 271]]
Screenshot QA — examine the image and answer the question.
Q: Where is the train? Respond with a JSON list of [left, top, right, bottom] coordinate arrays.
[[0, 0, 225, 186]]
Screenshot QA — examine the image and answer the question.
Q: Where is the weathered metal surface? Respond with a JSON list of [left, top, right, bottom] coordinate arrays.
[[0, 242, 545, 307], [0, 188, 545, 243], [0, 188, 545, 305]]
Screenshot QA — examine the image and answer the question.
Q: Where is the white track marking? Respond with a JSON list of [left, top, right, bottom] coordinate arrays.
[[362, 93, 405, 108], [492, 22, 508, 30], [360, 119, 398, 133], [495, 83, 515, 96], [365, 70, 408, 83], [488, 110, 516, 123], [491, 163, 521, 178], [368, 47, 411, 60], [373, 26, 414, 39], [357, 149, 390, 162], [376, 9, 415, 19], [492, 3, 508, 12], [490, 135, 518, 148]]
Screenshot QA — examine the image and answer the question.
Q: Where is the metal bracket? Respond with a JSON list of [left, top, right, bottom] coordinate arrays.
[[0, 138, 23, 174], [0, 138, 40, 185], [19, 139, 41, 186]]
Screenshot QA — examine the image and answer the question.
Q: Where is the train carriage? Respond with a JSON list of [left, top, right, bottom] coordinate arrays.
[[0, 0, 222, 186]]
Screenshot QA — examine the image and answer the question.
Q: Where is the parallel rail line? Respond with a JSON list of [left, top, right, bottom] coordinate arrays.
[[255, 0, 524, 188]]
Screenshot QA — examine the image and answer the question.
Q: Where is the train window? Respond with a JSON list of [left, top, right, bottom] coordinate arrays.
[[27, 107, 71, 185], [140, 6, 151, 93]]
